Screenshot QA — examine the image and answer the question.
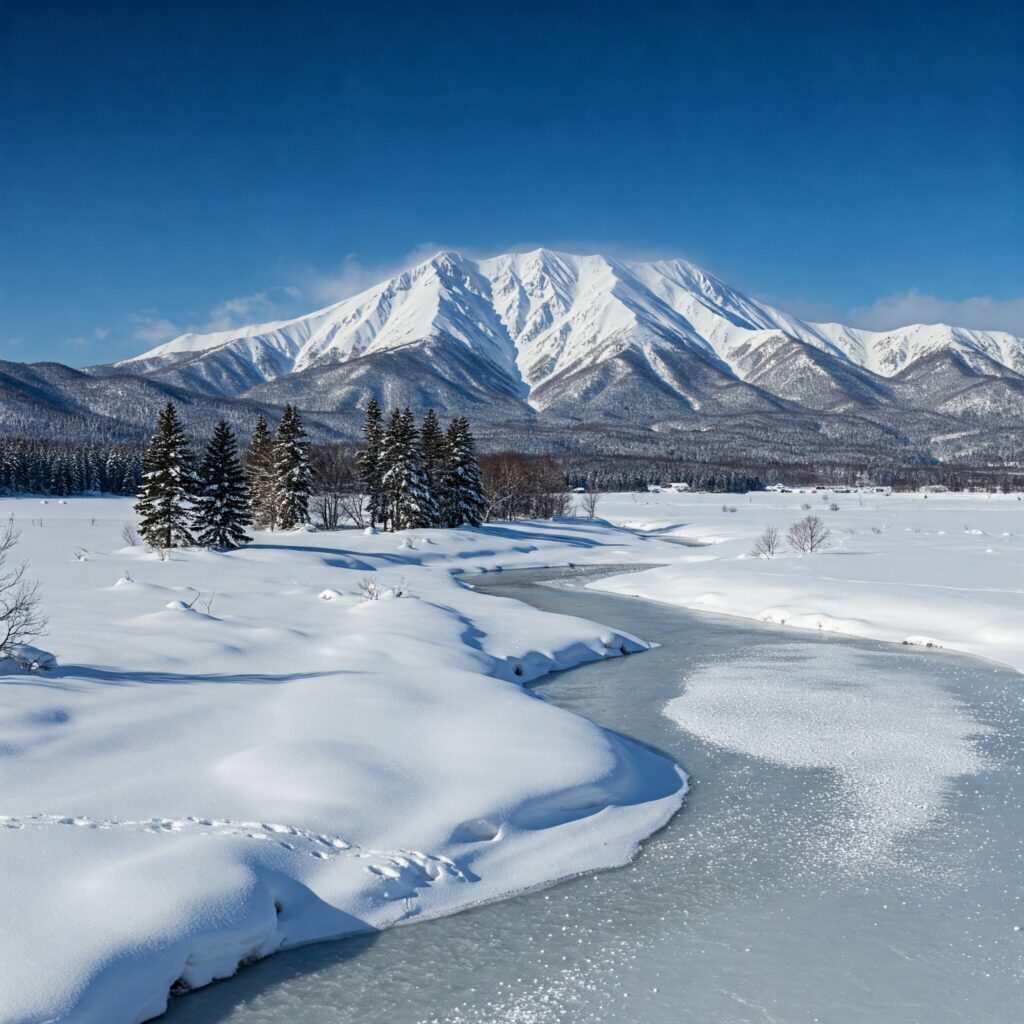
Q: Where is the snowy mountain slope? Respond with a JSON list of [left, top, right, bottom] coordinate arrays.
[[99, 249, 1024, 420]]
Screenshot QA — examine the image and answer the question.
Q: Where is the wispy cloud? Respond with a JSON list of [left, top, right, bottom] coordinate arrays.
[[129, 313, 183, 346], [201, 287, 303, 332], [759, 288, 1024, 337], [127, 287, 306, 350], [845, 289, 1024, 336], [300, 244, 448, 305], [64, 336, 91, 347]]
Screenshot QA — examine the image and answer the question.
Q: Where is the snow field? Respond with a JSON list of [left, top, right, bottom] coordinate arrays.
[[588, 489, 1024, 674], [1, 488, 1020, 1023], [0, 498, 684, 1024]]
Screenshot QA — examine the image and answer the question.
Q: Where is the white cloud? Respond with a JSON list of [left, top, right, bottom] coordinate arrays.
[[845, 290, 1024, 336], [64, 336, 90, 347], [301, 244, 448, 305], [126, 286, 306, 351], [200, 287, 303, 332], [130, 314, 182, 346]]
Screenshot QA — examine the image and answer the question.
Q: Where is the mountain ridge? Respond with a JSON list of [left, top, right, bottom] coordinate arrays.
[[1, 249, 1019, 471], [100, 249, 1024, 406]]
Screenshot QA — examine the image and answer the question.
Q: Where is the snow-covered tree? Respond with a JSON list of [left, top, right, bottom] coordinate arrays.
[[273, 404, 312, 530], [380, 407, 435, 531], [439, 416, 484, 527], [244, 415, 276, 530], [134, 402, 197, 549], [193, 420, 252, 549], [419, 408, 446, 526], [356, 398, 385, 528]]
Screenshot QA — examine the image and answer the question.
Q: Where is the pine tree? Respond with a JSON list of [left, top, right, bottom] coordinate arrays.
[[356, 398, 385, 528], [245, 415, 277, 529], [439, 416, 484, 527], [380, 407, 435, 531], [193, 420, 253, 549], [273, 404, 312, 530], [419, 408, 446, 526], [134, 402, 197, 549]]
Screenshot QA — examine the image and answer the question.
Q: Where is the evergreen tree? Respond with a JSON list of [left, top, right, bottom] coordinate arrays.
[[380, 407, 435, 531], [134, 402, 197, 549], [273, 404, 312, 530], [439, 416, 484, 527], [419, 408, 446, 526], [193, 420, 253, 549], [356, 398, 385, 528], [244, 415, 277, 529]]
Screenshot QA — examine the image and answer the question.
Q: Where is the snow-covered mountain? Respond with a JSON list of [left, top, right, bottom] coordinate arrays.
[[107, 249, 1024, 417], [4, 248, 1016, 467]]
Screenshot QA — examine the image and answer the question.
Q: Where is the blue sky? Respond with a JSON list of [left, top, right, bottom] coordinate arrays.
[[1, 0, 1021, 364]]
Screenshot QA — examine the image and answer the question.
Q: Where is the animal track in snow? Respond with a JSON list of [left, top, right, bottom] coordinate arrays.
[[0, 813, 471, 901]]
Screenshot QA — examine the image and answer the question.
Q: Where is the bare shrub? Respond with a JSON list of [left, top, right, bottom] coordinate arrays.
[[750, 525, 780, 558], [828, 502, 840, 511], [801, 502, 812, 511], [0, 522, 46, 657], [357, 576, 409, 602], [581, 492, 600, 519], [787, 514, 831, 554], [121, 522, 137, 546]]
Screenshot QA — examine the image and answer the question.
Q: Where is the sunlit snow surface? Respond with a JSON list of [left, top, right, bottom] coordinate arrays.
[[3, 492, 1022, 1023], [167, 571, 1022, 1024], [665, 643, 991, 872]]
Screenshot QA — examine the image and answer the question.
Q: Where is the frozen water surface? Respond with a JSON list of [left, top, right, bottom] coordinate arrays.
[[166, 567, 1023, 1024]]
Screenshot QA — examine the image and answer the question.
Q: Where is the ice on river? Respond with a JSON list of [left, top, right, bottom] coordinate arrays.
[[664, 642, 991, 871]]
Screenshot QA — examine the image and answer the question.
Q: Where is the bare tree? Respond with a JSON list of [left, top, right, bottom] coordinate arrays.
[[787, 514, 831, 554], [121, 521, 137, 546], [581, 491, 600, 519], [310, 443, 365, 530], [751, 524, 780, 558], [479, 452, 569, 522], [528, 456, 571, 519], [0, 522, 46, 658]]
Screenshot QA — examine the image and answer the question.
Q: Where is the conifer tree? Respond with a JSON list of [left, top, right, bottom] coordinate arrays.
[[134, 402, 197, 549], [439, 416, 484, 527], [419, 408, 446, 526], [193, 420, 252, 549], [356, 398, 385, 528], [245, 415, 277, 529], [273, 404, 312, 530], [380, 407, 435, 530]]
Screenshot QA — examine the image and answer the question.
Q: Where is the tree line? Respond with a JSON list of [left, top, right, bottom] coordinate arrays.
[[133, 402, 311, 550], [0, 438, 142, 495], [130, 400, 490, 550], [356, 400, 485, 530]]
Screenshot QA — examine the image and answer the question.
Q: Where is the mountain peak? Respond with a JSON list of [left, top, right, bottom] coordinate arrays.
[[109, 249, 1024, 403]]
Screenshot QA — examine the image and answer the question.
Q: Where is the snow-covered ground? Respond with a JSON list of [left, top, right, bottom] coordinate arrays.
[[589, 488, 1024, 674], [1, 489, 1021, 1023], [0, 498, 684, 1024]]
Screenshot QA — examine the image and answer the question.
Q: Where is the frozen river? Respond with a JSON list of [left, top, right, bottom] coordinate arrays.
[[166, 566, 1023, 1024]]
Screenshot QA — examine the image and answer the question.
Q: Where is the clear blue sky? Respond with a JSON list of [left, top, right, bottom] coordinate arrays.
[[1, 0, 1021, 364]]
